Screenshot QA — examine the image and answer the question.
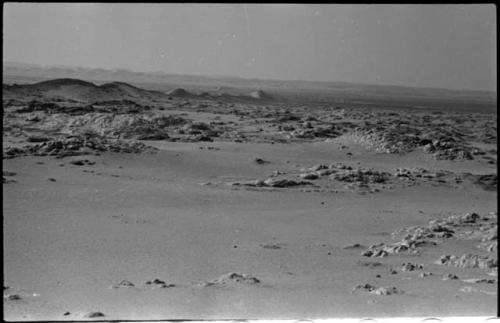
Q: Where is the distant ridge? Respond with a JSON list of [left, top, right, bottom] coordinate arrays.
[[167, 88, 192, 97], [3, 78, 167, 103], [26, 78, 98, 89], [3, 61, 495, 100]]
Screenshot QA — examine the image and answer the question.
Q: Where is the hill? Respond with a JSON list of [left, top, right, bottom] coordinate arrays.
[[3, 78, 167, 103]]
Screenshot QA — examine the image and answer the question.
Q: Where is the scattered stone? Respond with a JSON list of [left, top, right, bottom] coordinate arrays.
[[3, 134, 158, 159], [436, 254, 498, 269], [330, 167, 389, 184]]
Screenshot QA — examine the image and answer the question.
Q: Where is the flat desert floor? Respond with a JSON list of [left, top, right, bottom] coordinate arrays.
[[3, 80, 497, 320]]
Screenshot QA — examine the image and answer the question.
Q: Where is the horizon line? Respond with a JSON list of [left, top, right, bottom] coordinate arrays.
[[3, 60, 497, 95]]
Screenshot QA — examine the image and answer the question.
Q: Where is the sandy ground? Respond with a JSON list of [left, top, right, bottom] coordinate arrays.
[[3, 138, 497, 320]]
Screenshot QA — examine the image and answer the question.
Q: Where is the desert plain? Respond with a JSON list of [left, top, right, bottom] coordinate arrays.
[[2, 76, 497, 320]]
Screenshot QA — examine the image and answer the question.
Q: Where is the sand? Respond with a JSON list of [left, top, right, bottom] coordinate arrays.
[[3, 79, 497, 320]]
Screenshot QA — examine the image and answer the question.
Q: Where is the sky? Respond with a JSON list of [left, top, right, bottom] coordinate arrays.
[[3, 3, 497, 91]]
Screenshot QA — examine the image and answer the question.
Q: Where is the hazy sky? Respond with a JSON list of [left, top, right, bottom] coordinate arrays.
[[3, 3, 497, 91]]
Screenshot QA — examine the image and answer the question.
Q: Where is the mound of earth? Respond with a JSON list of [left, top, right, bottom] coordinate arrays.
[[167, 88, 192, 97]]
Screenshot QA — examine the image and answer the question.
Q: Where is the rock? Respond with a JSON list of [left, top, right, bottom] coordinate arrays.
[[442, 273, 459, 280], [27, 135, 51, 143], [361, 250, 374, 257], [356, 260, 384, 268], [436, 254, 498, 269], [7, 294, 21, 300], [260, 243, 284, 250], [310, 164, 328, 171], [85, 311, 105, 318], [482, 227, 497, 241], [231, 179, 266, 187], [477, 241, 497, 253], [400, 262, 424, 272], [423, 143, 435, 153], [461, 212, 481, 224], [352, 284, 403, 295], [204, 272, 261, 287], [461, 278, 496, 284], [111, 279, 135, 289], [254, 158, 266, 164], [70, 159, 95, 166], [352, 283, 376, 292], [370, 286, 404, 296], [343, 243, 362, 249], [145, 278, 174, 288], [4, 134, 158, 159], [299, 173, 319, 180], [331, 168, 389, 184], [263, 178, 312, 188]]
